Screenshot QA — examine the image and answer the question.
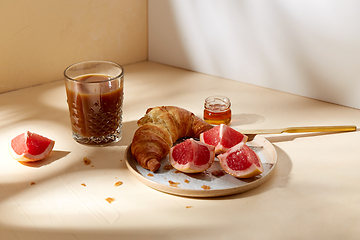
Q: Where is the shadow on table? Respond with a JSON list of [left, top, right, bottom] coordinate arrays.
[[17, 120, 139, 169], [230, 113, 266, 126], [20, 150, 71, 168], [0, 119, 139, 205]]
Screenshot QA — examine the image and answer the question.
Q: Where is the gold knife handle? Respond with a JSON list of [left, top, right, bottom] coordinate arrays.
[[283, 125, 357, 133]]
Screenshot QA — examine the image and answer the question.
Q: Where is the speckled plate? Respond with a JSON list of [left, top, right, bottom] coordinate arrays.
[[125, 135, 277, 197]]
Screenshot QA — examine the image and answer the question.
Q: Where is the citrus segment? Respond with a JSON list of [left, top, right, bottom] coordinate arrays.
[[9, 131, 55, 162], [218, 142, 263, 178], [171, 139, 194, 165], [200, 124, 247, 154], [170, 138, 215, 173], [199, 126, 220, 147]]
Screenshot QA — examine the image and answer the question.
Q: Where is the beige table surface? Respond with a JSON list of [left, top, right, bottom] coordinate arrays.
[[1, 61, 360, 240]]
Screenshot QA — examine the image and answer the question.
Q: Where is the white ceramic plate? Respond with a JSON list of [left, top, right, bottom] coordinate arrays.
[[125, 135, 277, 197]]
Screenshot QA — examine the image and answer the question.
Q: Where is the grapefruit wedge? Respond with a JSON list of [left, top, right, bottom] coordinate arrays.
[[217, 142, 263, 178], [200, 124, 247, 155], [169, 138, 215, 173], [9, 131, 55, 162]]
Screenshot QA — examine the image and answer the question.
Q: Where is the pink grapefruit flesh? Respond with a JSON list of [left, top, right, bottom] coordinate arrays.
[[200, 124, 248, 155], [217, 142, 263, 178], [9, 131, 55, 162], [169, 138, 215, 173]]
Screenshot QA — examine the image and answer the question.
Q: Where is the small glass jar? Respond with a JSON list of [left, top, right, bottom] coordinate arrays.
[[203, 95, 231, 125]]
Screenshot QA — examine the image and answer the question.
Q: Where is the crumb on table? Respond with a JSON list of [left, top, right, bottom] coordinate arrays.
[[83, 157, 91, 165], [115, 181, 123, 187], [105, 197, 115, 204], [30, 182, 35, 185]]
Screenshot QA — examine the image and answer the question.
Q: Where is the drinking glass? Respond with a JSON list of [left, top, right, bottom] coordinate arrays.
[[64, 60, 124, 145]]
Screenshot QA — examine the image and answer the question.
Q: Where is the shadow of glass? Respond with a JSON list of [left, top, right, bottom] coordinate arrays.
[[110, 120, 139, 147]]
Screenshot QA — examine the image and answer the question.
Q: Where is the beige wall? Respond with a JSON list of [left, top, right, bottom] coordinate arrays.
[[149, 0, 360, 110], [0, 0, 147, 93]]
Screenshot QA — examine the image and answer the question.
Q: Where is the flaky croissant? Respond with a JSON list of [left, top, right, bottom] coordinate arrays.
[[131, 106, 213, 172]]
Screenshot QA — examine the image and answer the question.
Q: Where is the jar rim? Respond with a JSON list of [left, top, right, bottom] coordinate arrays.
[[204, 95, 231, 109]]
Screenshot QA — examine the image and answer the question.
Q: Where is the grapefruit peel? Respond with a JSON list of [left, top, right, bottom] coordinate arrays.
[[9, 131, 55, 162], [168, 125, 263, 178], [169, 138, 215, 173], [200, 124, 248, 155], [217, 142, 263, 178]]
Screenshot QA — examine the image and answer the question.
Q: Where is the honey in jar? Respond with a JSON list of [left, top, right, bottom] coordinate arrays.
[[203, 96, 231, 125]]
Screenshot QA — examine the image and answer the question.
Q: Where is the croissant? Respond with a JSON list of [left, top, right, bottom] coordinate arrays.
[[131, 106, 213, 172]]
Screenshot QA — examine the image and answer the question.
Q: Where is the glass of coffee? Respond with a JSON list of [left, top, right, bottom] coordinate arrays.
[[64, 60, 124, 145]]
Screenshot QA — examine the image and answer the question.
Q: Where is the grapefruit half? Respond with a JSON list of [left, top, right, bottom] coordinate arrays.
[[217, 142, 263, 178], [169, 138, 215, 173], [9, 131, 55, 162], [200, 124, 248, 155]]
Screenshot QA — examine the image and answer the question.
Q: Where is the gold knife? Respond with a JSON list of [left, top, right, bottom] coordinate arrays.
[[237, 125, 357, 141]]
